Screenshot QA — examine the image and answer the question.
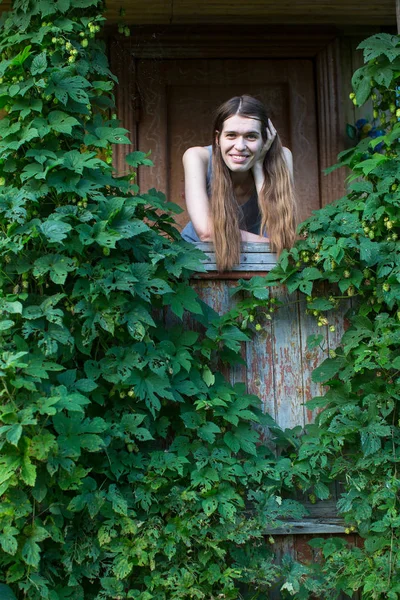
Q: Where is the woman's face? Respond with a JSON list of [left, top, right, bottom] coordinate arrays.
[[217, 115, 264, 173]]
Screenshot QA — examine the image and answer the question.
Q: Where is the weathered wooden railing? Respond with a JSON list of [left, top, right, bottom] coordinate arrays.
[[187, 243, 358, 587]]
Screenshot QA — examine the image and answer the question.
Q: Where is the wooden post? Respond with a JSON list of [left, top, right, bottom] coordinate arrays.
[[397, 0, 400, 33]]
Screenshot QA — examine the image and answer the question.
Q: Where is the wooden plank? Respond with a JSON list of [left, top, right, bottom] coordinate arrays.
[[316, 39, 347, 207], [1, 0, 394, 25], [202, 261, 278, 271], [108, 26, 380, 60], [196, 242, 272, 252], [201, 253, 277, 265], [298, 293, 329, 424], [101, 0, 396, 25], [194, 242, 278, 272], [265, 518, 345, 535], [193, 271, 270, 280], [108, 40, 137, 176], [271, 286, 305, 429], [246, 292, 276, 420]]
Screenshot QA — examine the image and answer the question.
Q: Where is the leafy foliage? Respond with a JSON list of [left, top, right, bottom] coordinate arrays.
[[0, 1, 306, 599], [2, 2, 399, 598]]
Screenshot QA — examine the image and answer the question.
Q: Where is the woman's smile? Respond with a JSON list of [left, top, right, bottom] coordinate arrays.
[[229, 154, 250, 163]]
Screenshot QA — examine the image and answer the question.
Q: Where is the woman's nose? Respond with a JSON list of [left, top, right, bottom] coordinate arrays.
[[234, 137, 246, 150]]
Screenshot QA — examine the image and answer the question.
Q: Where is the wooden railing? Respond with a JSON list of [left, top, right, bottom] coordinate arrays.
[[187, 241, 347, 535]]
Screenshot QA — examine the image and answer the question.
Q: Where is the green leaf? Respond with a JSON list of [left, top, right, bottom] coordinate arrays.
[[374, 67, 393, 88], [0, 527, 19, 556], [202, 497, 218, 516], [314, 482, 330, 500], [39, 220, 72, 243], [358, 154, 387, 175], [108, 484, 128, 516], [48, 111, 80, 134], [57, 0, 71, 12], [306, 334, 324, 350], [0, 300, 23, 314], [359, 238, 381, 266], [22, 537, 40, 567], [312, 357, 346, 383], [6, 424, 22, 447], [352, 67, 372, 106], [21, 455, 36, 486], [224, 431, 240, 453], [360, 431, 381, 456], [302, 267, 323, 281], [33, 254, 76, 284], [163, 284, 203, 319], [358, 33, 400, 63], [198, 422, 221, 444], [69, 87, 89, 104], [202, 366, 215, 387], [30, 51, 48, 75], [346, 124, 357, 140], [74, 378, 98, 392], [307, 298, 334, 311], [0, 584, 17, 600], [125, 151, 153, 168], [12, 45, 32, 66], [62, 150, 104, 173]]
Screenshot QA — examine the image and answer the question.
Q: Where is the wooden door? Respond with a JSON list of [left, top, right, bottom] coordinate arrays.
[[135, 58, 320, 229]]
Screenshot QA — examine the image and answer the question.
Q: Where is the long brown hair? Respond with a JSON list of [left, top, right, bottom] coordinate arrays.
[[211, 95, 297, 271]]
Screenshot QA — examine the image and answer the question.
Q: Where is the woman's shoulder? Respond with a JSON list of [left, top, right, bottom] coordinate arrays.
[[182, 146, 211, 165], [282, 146, 292, 159], [282, 146, 293, 174]]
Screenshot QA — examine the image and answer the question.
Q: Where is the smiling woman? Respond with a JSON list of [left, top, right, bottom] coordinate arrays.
[[181, 95, 297, 271]]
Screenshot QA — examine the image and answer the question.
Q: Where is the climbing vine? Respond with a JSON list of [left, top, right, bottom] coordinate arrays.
[[0, 1, 308, 599]]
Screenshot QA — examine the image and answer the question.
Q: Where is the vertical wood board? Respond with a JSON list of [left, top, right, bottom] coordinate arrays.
[[189, 278, 344, 433]]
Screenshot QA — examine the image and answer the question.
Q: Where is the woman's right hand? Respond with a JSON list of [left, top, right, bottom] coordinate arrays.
[[255, 119, 277, 167]]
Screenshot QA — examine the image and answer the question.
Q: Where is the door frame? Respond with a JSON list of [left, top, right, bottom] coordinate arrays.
[[109, 25, 348, 208]]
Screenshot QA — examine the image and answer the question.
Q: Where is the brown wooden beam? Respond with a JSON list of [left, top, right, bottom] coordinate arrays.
[[397, 0, 400, 33]]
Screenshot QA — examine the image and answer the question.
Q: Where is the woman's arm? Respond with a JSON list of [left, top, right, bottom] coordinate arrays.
[[240, 230, 269, 242], [183, 146, 272, 244], [182, 146, 213, 242]]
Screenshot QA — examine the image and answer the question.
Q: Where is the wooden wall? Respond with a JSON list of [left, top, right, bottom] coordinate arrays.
[[109, 25, 371, 215]]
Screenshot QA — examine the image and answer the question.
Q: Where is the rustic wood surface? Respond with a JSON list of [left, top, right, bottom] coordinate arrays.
[[103, 0, 395, 25], [189, 276, 349, 432], [181, 270, 352, 541], [316, 39, 348, 207]]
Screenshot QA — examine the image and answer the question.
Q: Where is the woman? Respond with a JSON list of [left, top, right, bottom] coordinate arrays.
[[181, 95, 297, 271]]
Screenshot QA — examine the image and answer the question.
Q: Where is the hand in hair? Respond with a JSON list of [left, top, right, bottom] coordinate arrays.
[[257, 119, 277, 166]]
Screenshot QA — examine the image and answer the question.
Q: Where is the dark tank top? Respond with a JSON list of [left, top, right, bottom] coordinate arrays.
[[181, 146, 262, 243]]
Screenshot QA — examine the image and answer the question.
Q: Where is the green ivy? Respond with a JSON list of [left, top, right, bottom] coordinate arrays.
[[0, 1, 308, 599]]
